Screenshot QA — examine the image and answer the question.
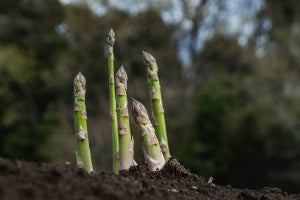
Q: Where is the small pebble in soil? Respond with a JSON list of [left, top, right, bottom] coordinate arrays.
[[168, 188, 179, 193], [191, 186, 198, 190]]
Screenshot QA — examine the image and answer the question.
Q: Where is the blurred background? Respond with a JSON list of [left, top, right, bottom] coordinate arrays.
[[0, 0, 299, 193]]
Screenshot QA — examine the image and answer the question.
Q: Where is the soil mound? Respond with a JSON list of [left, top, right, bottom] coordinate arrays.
[[0, 157, 299, 200]]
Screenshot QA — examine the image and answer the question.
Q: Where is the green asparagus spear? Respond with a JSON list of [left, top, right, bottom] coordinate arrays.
[[142, 51, 171, 161], [107, 29, 119, 174], [131, 98, 165, 171], [116, 66, 135, 170], [74, 72, 93, 173]]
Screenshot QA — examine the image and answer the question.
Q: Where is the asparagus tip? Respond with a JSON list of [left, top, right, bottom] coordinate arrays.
[[132, 98, 140, 119], [107, 28, 115, 45], [77, 71, 83, 76], [74, 72, 86, 84], [116, 65, 127, 84], [131, 98, 138, 107], [131, 98, 150, 126], [131, 98, 142, 116], [142, 50, 156, 67], [74, 72, 86, 97]]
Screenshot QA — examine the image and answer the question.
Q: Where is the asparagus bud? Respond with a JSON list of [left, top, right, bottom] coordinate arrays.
[[142, 51, 171, 161], [107, 29, 119, 174], [132, 99, 165, 171], [74, 72, 93, 173], [116, 66, 135, 170], [107, 29, 115, 46]]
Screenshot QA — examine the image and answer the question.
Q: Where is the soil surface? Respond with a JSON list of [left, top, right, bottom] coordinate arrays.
[[0, 157, 299, 200]]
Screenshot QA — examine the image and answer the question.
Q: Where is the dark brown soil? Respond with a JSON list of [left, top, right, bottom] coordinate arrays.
[[0, 157, 299, 200]]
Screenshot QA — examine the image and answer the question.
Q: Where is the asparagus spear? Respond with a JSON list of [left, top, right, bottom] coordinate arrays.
[[142, 51, 171, 161], [107, 29, 119, 174], [74, 72, 93, 173], [131, 98, 165, 171], [116, 66, 135, 170]]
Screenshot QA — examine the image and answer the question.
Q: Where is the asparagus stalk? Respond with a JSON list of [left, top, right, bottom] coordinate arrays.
[[74, 72, 93, 173], [107, 29, 119, 174], [131, 98, 165, 171], [116, 66, 135, 170], [142, 51, 171, 161]]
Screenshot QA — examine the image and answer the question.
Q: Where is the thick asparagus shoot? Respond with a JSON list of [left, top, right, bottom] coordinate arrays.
[[142, 51, 171, 161], [116, 66, 135, 170], [107, 29, 119, 174], [74, 72, 93, 173], [131, 98, 165, 171]]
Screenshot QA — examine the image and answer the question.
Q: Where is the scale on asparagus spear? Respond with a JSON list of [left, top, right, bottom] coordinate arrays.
[[73, 72, 93, 173], [142, 51, 171, 161], [107, 29, 119, 174]]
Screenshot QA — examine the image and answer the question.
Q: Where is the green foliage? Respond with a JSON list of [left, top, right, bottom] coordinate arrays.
[[0, 46, 59, 160], [0, 0, 65, 161], [180, 33, 300, 192], [180, 81, 234, 178]]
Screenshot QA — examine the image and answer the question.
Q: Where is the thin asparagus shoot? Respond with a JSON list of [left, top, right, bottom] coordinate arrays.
[[107, 29, 119, 174], [116, 66, 135, 170], [142, 51, 171, 161], [74, 72, 93, 173], [131, 98, 165, 171]]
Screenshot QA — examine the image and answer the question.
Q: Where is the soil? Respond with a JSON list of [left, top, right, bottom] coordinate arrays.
[[0, 157, 299, 200]]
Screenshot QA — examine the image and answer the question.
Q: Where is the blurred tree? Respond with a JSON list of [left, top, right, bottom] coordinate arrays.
[[252, 0, 300, 191], [181, 81, 234, 179], [179, 35, 263, 185], [180, 9, 300, 192], [0, 0, 65, 62], [0, 0, 65, 160]]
